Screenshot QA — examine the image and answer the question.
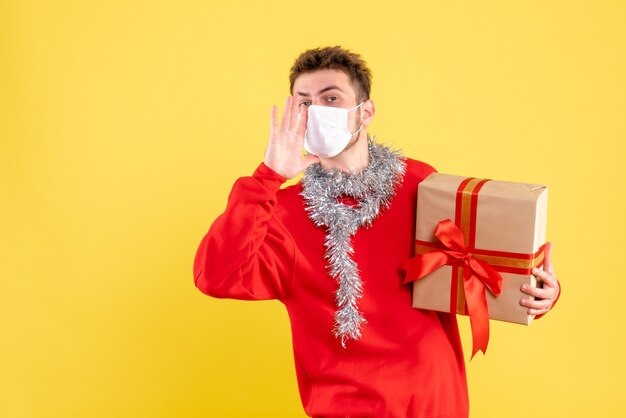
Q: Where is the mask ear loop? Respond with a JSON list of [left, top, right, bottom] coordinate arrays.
[[350, 125, 364, 136], [349, 101, 365, 136], [349, 101, 365, 111]]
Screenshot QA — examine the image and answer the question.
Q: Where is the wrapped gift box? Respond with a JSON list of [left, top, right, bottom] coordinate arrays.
[[403, 173, 548, 353]]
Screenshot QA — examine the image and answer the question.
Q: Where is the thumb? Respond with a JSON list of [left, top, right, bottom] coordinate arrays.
[[302, 154, 320, 168], [543, 242, 554, 275]]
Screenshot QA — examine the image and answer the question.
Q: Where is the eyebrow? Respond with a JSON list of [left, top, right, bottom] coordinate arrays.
[[296, 85, 345, 97]]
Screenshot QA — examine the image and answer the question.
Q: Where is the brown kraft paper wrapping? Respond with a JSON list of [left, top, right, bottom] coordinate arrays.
[[411, 173, 548, 325]]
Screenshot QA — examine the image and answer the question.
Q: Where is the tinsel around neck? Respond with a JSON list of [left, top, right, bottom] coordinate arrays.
[[300, 136, 406, 346]]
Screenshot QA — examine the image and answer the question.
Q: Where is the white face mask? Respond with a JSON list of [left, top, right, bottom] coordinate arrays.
[[304, 102, 364, 158]]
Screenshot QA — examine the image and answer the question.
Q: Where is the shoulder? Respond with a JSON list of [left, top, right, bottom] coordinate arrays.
[[401, 156, 437, 186]]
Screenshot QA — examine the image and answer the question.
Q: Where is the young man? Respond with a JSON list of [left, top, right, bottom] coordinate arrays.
[[193, 46, 560, 418]]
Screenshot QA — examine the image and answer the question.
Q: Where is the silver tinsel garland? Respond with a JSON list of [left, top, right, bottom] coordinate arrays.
[[300, 136, 406, 347]]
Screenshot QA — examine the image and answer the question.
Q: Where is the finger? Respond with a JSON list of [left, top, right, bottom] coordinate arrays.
[[543, 242, 554, 274], [532, 267, 557, 288], [295, 105, 308, 138], [519, 297, 552, 312], [270, 105, 278, 133], [288, 95, 300, 131], [519, 283, 552, 299], [527, 305, 551, 316], [279, 96, 292, 133]]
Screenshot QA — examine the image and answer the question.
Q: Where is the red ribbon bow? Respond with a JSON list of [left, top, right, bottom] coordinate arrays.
[[402, 219, 503, 358]]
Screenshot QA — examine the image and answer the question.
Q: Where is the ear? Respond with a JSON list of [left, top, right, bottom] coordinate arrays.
[[361, 99, 375, 127]]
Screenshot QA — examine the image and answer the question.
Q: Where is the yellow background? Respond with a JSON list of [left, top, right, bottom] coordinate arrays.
[[2, 1, 625, 417]]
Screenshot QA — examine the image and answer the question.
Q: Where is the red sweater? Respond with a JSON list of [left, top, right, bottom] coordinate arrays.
[[194, 158, 469, 418]]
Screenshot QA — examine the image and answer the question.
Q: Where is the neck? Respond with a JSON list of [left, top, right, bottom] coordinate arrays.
[[319, 130, 370, 173]]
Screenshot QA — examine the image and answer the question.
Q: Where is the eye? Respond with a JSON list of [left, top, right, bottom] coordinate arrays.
[[326, 96, 339, 103], [299, 101, 312, 107]]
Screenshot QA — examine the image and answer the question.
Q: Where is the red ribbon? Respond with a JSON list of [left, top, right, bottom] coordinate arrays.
[[402, 219, 503, 358]]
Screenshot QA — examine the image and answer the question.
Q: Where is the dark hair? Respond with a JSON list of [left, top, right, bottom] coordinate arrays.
[[289, 46, 372, 102]]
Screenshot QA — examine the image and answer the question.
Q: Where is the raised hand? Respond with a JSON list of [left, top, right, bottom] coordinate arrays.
[[264, 96, 320, 179]]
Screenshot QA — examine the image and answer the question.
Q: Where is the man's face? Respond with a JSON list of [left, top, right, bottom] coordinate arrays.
[[292, 69, 374, 146]]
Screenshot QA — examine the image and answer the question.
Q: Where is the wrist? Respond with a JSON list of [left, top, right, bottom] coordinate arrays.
[[254, 162, 288, 191]]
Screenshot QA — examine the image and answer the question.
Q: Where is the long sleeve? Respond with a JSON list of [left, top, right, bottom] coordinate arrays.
[[193, 163, 296, 301]]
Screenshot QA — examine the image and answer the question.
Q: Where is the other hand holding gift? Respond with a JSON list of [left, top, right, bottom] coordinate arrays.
[[520, 242, 560, 316], [405, 173, 561, 358]]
